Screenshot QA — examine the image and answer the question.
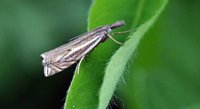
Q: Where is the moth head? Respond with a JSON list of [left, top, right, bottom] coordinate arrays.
[[40, 54, 50, 66], [41, 54, 52, 77]]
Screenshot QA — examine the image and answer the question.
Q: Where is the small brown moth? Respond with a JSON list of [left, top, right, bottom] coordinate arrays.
[[41, 20, 125, 77]]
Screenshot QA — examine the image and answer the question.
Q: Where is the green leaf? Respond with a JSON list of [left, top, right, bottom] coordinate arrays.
[[64, 0, 167, 109], [122, 0, 200, 109], [97, 1, 168, 109]]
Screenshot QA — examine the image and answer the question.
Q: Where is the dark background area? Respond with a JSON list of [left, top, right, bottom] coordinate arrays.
[[0, 0, 90, 109]]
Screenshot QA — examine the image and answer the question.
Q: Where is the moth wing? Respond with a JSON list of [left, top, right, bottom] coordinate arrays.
[[44, 36, 103, 77], [41, 31, 106, 77], [44, 60, 76, 77]]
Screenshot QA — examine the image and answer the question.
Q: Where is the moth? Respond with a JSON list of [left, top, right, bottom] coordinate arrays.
[[41, 20, 125, 77]]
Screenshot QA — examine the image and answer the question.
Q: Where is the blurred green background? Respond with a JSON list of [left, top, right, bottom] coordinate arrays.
[[121, 0, 200, 109], [0, 0, 90, 109], [0, 0, 199, 109]]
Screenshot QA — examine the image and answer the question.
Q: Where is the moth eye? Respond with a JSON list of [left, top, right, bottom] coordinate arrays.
[[42, 59, 48, 65]]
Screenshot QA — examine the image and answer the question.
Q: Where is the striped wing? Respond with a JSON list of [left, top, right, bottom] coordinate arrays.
[[41, 34, 104, 77]]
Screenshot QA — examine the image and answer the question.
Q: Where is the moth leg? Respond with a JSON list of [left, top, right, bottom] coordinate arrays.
[[75, 55, 85, 75], [106, 34, 123, 45], [111, 29, 133, 35]]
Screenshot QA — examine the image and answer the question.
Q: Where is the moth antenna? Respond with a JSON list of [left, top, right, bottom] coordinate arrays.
[[75, 55, 85, 74], [110, 20, 125, 29], [106, 34, 123, 45]]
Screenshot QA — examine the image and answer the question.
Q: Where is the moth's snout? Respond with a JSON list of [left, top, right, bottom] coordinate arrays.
[[42, 59, 47, 66], [44, 65, 50, 77], [43, 65, 60, 77]]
